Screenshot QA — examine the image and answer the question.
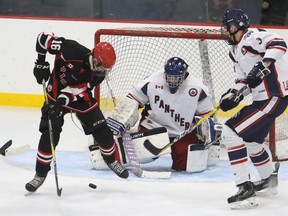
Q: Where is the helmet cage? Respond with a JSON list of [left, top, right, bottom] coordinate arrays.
[[164, 57, 188, 93], [165, 73, 185, 90]]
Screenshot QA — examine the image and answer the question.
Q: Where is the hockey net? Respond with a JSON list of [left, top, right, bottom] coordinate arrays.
[[94, 26, 288, 161]]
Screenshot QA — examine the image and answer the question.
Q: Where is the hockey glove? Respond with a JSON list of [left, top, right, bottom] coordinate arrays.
[[33, 60, 51, 84], [220, 88, 244, 112], [106, 117, 126, 136], [48, 102, 63, 119], [48, 95, 68, 119], [247, 61, 271, 89]]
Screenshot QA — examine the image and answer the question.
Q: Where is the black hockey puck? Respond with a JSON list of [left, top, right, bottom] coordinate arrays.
[[89, 183, 97, 189]]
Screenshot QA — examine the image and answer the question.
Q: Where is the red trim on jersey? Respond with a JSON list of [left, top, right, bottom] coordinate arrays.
[[47, 94, 99, 113], [47, 37, 53, 51], [273, 65, 284, 96]]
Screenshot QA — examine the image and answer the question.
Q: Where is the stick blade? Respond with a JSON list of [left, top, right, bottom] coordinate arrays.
[[141, 170, 171, 179], [0, 140, 12, 155], [5, 144, 31, 156], [143, 139, 162, 156], [57, 188, 62, 197]]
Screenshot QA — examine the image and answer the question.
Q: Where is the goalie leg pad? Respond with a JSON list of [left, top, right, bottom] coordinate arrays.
[[207, 142, 220, 166], [88, 136, 123, 169], [186, 144, 208, 172], [89, 144, 109, 169]]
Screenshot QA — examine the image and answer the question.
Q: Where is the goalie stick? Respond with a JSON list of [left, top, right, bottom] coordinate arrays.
[[122, 131, 171, 178], [144, 106, 220, 156], [105, 76, 171, 178], [0, 140, 12, 155], [144, 85, 248, 156]]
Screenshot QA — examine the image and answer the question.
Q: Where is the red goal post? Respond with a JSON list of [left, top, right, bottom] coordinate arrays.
[[94, 26, 288, 161]]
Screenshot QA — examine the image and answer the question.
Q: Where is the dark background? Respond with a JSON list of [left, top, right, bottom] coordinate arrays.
[[1, 0, 288, 25]]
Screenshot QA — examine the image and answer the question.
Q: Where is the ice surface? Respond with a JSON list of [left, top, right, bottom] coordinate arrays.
[[1, 107, 288, 216]]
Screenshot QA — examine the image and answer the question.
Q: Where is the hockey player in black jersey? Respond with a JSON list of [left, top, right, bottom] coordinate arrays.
[[26, 32, 129, 193]]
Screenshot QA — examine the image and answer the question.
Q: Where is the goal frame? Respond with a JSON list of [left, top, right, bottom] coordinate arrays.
[[94, 27, 285, 162]]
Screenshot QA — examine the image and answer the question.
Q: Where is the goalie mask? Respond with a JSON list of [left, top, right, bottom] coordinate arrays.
[[164, 57, 188, 94], [221, 9, 250, 45], [89, 42, 116, 77]]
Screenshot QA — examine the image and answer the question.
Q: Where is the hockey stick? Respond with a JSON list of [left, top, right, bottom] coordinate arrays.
[[105, 76, 171, 178], [122, 132, 171, 178], [0, 140, 12, 155], [144, 106, 220, 156], [3, 144, 31, 156], [42, 80, 62, 196], [105, 76, 117, 107], [144, 85, 248, 156], [1, 140, 31, 156]]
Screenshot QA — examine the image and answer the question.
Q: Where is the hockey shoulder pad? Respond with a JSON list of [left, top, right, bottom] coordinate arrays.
[[36, 32, 54, 54]]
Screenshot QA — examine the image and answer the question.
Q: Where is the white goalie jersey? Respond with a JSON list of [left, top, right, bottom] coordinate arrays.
[[127, 70, 214, 138]]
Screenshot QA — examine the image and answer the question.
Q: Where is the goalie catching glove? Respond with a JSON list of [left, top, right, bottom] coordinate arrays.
[[247, 60, 271, 89], [106, 97, 139, 136], [220, 88, 244, 112]]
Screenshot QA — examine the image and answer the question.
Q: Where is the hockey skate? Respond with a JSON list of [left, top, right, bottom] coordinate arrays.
[[25, 173, 47, 192], [228, 181, 258, 210], [107, 160, 129, 179], [252, 162, 280, 195]]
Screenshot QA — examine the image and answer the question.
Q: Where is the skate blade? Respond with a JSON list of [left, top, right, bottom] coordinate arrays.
[[230, 197, 258, 210]]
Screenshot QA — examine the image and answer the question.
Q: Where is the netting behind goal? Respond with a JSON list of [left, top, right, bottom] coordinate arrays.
[[94, 27, 288, 161]]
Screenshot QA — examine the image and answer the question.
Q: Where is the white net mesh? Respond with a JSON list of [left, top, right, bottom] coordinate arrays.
[[96, 27, 234, 114]]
